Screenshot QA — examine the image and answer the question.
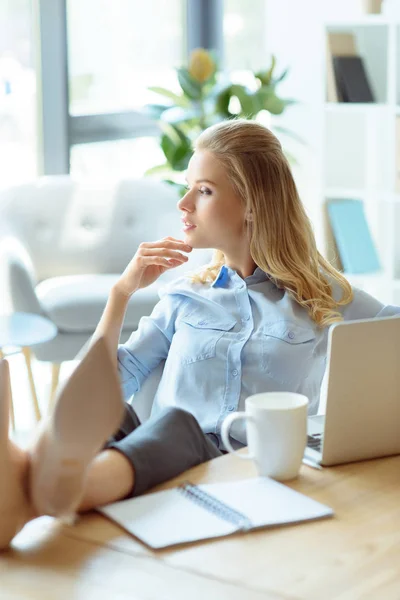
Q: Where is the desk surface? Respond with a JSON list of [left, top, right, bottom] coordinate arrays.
[[3, 452, 400, 600]]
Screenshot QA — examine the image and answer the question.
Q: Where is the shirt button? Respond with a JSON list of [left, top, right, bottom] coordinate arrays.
[[228, 405, 235, 411], [288, 331, 295, 340], [232, 369, 239, 377], [198, 320, 207, 326], [243, 315, 250, 322]]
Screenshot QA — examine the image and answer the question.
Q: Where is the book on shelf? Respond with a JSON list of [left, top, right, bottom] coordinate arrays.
[[326, 198, 381, 274], [363, 0, 382, 13], [326, 32, 357, 102], [333, 56, 375, 103]]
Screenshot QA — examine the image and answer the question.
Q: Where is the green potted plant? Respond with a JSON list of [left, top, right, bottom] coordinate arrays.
[[143, 48, 297, 195]]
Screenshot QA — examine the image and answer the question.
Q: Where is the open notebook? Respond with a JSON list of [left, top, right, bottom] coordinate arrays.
[[98, 477, 333, 549]]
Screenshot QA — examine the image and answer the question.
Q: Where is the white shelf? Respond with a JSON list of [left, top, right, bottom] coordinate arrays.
[[325, 103, 388, 113], [325, 188, 367, 199], [322, 15, 400, 305], [325, 16, 391, 28]]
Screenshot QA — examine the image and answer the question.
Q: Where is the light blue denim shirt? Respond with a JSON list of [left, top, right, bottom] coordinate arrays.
[[118, 266, 400, 445]]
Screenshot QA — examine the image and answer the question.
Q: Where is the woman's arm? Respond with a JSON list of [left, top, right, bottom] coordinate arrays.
[[91, 237, 192, 365], [92, 285, 130, 367]]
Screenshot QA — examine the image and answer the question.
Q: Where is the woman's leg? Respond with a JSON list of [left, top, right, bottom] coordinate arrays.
[[78, 404, 142, 510], [29, 337, 125, 518], [77, 406, 223, 511], [0, 339, 128, 549], [0, 360, 35, 550]]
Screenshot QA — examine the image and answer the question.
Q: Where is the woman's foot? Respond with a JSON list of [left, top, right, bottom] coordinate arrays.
[[0, 360, 33, 550], [29, 337, 125, 519]]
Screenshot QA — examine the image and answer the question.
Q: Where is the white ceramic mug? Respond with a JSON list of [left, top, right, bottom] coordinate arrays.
[[221, 392, 308, 481]]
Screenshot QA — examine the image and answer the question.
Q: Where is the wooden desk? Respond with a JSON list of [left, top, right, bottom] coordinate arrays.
[[3, 453, 400, 599]]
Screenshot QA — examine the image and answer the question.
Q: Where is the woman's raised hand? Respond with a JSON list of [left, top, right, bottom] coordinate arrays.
[[114, 237, 192, 297]]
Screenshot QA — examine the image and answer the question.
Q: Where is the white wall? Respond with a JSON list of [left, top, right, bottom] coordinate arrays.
[[265, 0, 325, 249]]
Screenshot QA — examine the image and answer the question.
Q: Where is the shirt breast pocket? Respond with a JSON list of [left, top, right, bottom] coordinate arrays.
[[175, 312, 236, 365], [262, 321, 316, 384]]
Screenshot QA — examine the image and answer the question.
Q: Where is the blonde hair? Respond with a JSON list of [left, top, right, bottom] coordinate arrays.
[[190, 119, 353, 328]]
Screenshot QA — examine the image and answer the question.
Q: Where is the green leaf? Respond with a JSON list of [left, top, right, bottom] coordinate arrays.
[[158, 123, 192, 172], [214, 84, 258, 119], [254, 87, 273, 112], [145, 163, 171, 176], [230, 85, 258, 117], [177, 68, 202, 100], [266, 54, 277, 83], [161, 133, 178, 165], [273, 67, 290, 84], [170, 143, 192, 171], [148, 86, 190, 108], [215, 86, 233, 117], [254, 71, 270, 86], [163, 180, 188, 198], [255, 55, 277, 86], [263, 94, 286, 115]]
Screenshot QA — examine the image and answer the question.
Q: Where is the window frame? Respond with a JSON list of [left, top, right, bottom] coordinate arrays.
[[36, 0, 223, 175]]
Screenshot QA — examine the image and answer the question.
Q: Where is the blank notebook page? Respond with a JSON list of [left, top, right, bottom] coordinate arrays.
[[100, 487, 238, 548], [200, 478, 332, 528], [99, 477, 333, 549]]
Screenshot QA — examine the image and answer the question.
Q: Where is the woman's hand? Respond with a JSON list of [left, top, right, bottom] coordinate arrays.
[[114, 237, 192, 297]]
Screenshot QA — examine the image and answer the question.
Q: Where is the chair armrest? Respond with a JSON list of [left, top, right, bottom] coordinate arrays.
[[0, 236, 43, 315]]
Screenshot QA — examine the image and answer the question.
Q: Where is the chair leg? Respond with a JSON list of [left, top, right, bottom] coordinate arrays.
[[21, 347, 41, 422], [0, 349, 15, 431], [49, 362, 61, 412]]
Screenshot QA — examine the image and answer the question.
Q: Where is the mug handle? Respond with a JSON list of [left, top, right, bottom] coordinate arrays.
[[221, 412, 255, 460]]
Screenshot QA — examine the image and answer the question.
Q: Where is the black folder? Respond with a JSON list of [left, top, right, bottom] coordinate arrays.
[[333, 56, 375, 103]]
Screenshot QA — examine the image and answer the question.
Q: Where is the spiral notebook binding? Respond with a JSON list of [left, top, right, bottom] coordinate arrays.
[[178, 482, 253, 530]]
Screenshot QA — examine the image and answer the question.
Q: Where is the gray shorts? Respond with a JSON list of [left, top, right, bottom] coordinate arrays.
[[105, 405, 223, 497]]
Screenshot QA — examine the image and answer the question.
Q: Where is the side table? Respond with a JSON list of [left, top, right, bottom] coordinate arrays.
[[0, 312, 57, 429]]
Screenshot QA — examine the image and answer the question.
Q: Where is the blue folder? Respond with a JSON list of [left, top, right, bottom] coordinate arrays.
[[327, 199, 381, 274]]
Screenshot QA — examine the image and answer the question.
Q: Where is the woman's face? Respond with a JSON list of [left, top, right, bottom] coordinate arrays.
[[177, 150, 247, 251]]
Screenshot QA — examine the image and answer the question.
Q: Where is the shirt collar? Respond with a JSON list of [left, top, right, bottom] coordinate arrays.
[[211, 265, 230, 288], [211, 265, 269, 288]]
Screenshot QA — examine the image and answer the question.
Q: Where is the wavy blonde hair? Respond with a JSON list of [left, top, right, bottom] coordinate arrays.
[[190, 119, 353, 328]]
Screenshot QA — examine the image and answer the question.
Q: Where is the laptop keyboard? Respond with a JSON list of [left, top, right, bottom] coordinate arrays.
[[307, 433, 323, 453]]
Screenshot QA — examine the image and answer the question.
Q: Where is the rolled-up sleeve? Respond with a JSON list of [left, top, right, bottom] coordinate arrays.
[[117, 292, 185, 398]]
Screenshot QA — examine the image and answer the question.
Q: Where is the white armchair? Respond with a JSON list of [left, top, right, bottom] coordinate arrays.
[[0, 176, 209, 398]]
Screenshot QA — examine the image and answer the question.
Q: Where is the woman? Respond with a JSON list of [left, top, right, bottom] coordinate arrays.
[[1, 119, 399, 549]]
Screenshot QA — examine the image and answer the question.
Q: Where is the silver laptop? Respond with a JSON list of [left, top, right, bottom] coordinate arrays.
[[304, 315, 400, 467]]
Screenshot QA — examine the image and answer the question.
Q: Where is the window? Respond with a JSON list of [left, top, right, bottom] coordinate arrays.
[[0, 0, 37, 187], [65, 0, 186, 177], [223, 0, 268, 73], [70, 137, 165, 179], [67, 0, 186, 115]]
